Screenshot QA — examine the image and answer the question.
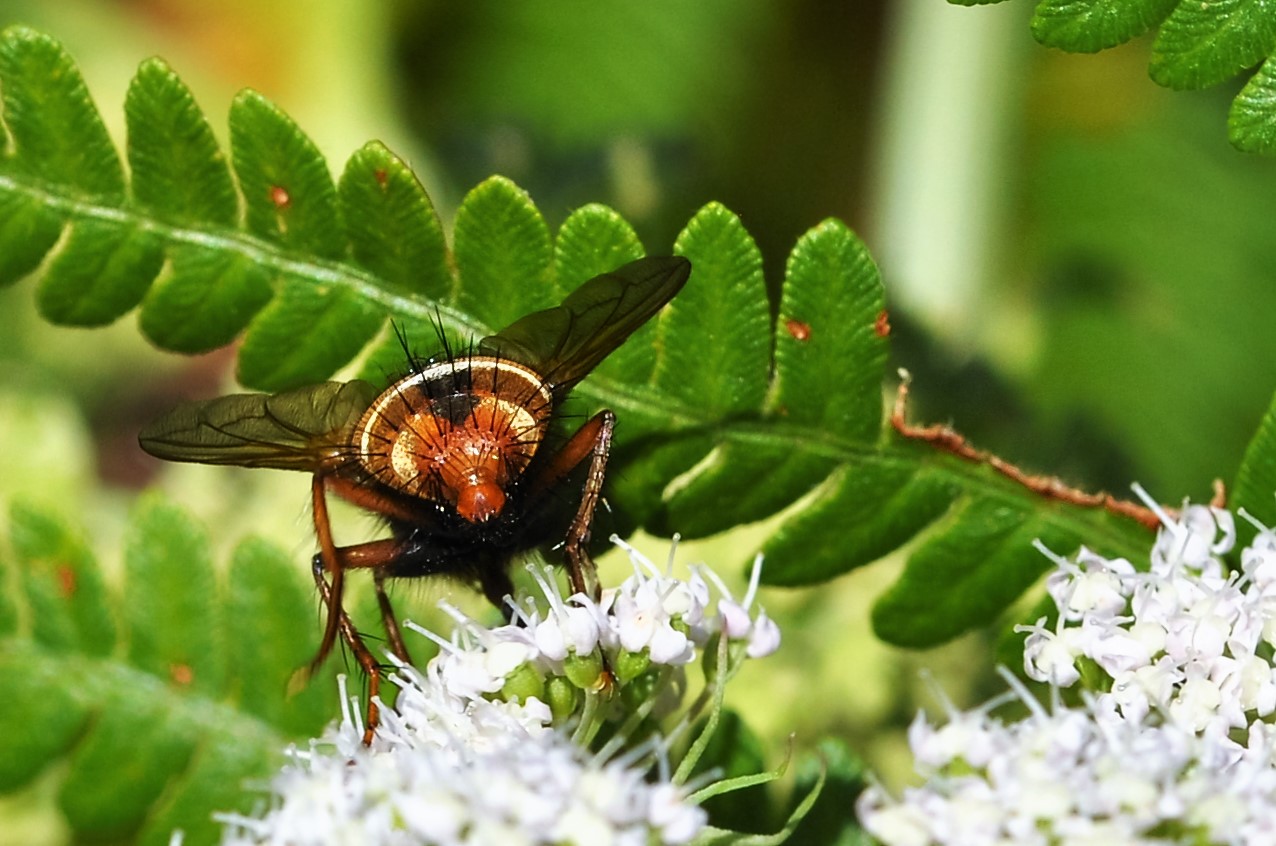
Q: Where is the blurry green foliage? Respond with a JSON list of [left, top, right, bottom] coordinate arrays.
[[391, 1, 877, 283], [1026, 95, 1276, 495], [0, 497, 334, 845]]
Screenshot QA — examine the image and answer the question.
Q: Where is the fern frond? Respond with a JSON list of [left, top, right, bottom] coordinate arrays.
[[0, 497, 336, 845]]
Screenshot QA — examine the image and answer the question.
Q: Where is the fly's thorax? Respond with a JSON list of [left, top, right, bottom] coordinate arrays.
[[354, 357, 554, 522]]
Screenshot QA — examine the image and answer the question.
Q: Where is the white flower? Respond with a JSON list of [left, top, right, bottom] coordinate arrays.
[[1240, 522, 1276, 590], [606, 537, 714, 663], [857, 793, 932, 846], [697, 553, 783, 658], [1230, 654, 1276, 716], [1151, 502, 1234, 575], [611, 576, 686, 659], [859, 670, 1276, 845], [1102, 656, 1180, 724], [1044, 546, 1133, 622], [526, 565, 604, 663], [1081, 614, 1153, 675], [1018, 615, 1083, 686], [409, 540, 781, 721], [648, 783, 709, 845], [746, 607, 781, 658], [1167, 668, 1223, 732]]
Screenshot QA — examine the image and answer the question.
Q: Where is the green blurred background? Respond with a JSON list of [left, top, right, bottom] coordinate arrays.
[[3, 0, 1275, 841]]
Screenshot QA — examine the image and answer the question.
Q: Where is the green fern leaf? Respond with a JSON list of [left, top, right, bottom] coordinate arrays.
[[1150, 0, 1276, 90], [663, 204, 771, 415], [453, 175, 555, 327], [0, 187, 63, 285], [0, 499, 338, 845], [229, 90, 344, 255], [0, 27, 122, 198], [225, 536, 339, 736], [126, 58, 238, 226], [0, 26, 423, 389], [57, 688, 201, 841], [613, 214, 1152, 647], [553, 204, 647, 367], [552, 203, 646, 298], [123, 494, 224, 694], [9, 500, 116, 655], [237, 278, 384, 390], [139, 248, 275, 352], [337, 141, 451, 301], [38, 219, 165, 325], [1230, 55, 1276, 153], [1031, 0, 1178, 52]]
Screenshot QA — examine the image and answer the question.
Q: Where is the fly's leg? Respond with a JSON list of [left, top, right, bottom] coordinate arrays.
[[310, 556, 383, 745], [306, 476, 425, 743], [309, 474, 345, 679], [525, 410, 616, 601], [373, 569, 411, 666]]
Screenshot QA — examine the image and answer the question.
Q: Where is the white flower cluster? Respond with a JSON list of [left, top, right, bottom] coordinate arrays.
[[422, 538, 780, 720], [857, 493, 1276, 845], [218, 673, 705, 846], [216, 541, 781, 846], [858, 680, 1276, 846], [1022, 498, 1274, 734]]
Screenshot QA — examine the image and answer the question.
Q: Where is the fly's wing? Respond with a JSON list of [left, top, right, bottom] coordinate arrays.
[[138, 380, 380, 472], [479, 256, 690, 394]]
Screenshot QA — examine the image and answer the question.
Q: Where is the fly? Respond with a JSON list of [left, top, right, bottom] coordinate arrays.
[[139, 255, 692, 738]]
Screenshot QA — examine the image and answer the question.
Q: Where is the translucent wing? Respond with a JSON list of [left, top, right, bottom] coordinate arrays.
[[138, 380, 379, 471], [479, 256, 691, 393]]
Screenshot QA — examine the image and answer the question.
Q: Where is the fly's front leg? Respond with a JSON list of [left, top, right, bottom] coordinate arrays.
[[527, 410, 616, 601], [567, 411, 615, 600], [323, 475, 441, 666]]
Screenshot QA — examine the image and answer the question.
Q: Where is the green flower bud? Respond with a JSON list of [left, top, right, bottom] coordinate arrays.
[[614, 648, 652, 684], [500, 661, 545, 705], [565, 649, 606, 689], [545, 674, 580, 721]]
